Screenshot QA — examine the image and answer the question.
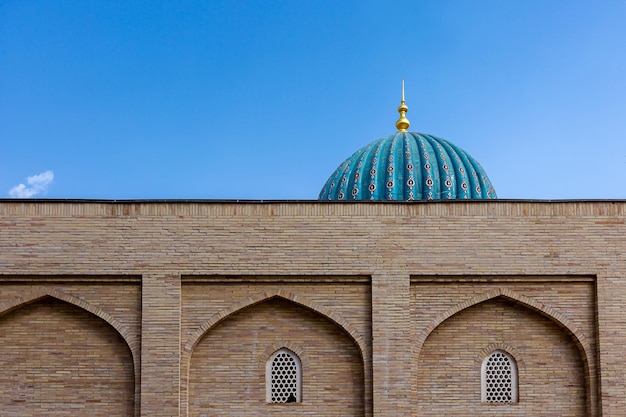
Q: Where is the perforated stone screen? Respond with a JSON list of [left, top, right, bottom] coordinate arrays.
[[268, 349, 300, 403], [482, 350, 517, 403]]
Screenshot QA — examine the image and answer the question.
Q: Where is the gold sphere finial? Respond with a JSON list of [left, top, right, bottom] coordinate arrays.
[[395, 79, 410, 132]]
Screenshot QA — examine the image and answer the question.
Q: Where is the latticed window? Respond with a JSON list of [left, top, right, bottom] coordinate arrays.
[[481, 350, 518, 403], [266, 348, 301, 403]]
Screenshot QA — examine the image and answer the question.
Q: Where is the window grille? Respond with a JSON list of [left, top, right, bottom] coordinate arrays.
[[481, 350, 518, 403], [267, 348, 301, 403]]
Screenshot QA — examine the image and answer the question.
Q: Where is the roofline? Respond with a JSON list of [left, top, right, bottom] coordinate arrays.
[[1, 198, 626, 204]]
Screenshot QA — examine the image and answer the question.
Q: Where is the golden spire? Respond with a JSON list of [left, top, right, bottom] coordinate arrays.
[[395, 79, 410, 132]]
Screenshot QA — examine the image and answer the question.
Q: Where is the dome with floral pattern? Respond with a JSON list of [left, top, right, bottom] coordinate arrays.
[[318, 83, 496, 201], [318, 131, 497, 201]]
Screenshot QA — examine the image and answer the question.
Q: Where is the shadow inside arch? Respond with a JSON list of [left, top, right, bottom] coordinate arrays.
[[0, 288, 139, 381], [180, 290, 369, 417], [183, 290, 367, 358], [416, 287, 591, 359], [0, 288, 139, 416], [414, 287, 594, 415]]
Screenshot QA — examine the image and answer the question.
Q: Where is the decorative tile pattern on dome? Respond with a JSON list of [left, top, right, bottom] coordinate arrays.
[[318, 132, 497, 201]]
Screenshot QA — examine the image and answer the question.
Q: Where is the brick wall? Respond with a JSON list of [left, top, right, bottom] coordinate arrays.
[[0, 200, 624, 417], [412, 278, 598, 416], [0, 297, 135, 417], [416, 297, 586, 417], [188, 297, 364, 416]]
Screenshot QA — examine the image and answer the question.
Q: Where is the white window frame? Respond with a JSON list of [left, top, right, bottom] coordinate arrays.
[[266, 348, 302, 403], [481, 349, 518, 403]]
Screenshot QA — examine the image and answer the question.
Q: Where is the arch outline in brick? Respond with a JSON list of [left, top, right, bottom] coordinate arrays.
[[476, 342, 525, 370], [0, 287, 139, 416], [181, 289, 367, 416], [415, 287, 594, 414], [416, 287, 590, 356], [183, 289, 367, 358], [260, 340, 308, 366]]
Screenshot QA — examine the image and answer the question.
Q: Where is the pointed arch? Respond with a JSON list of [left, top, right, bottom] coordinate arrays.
[[0, 288, 139, 383], [415, 287, 591, 360], [181, 289, 368, 417], [260, 341, 308, 364], [183, 290, 367, 357], [415, 287, 594, 415], [0, 287, 138, 416]]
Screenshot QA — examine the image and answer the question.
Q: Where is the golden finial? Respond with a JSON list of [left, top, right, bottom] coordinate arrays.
[[395, 79, 410, 132]]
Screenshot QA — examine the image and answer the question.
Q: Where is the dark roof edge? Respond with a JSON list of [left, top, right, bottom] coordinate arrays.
[[1, 198, 625, 204]]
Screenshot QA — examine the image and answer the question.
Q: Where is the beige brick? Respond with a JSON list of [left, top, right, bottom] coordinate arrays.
[[0, 200, 624, 416]]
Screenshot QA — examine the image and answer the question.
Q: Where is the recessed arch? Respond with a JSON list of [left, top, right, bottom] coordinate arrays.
[[415, 287, 593, 416], [0, 288, 139, 375], [183, 290, 366, 417], [0, 291, 136, 416], [415, 287, 591, 363], [183, 290, 367, 358]]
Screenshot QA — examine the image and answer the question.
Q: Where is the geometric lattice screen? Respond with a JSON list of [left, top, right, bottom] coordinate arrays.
[[267, 348, 301, 403], [481, 350, 518, 403]]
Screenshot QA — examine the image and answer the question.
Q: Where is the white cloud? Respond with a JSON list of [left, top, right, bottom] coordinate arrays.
[[8, 170, 54, 198]]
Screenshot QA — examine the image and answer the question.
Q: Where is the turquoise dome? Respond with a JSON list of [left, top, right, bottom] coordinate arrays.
[[318, 131, 497, 201]]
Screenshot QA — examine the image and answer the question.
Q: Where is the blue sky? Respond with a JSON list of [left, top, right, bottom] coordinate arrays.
[[2, 1, 625, 200]]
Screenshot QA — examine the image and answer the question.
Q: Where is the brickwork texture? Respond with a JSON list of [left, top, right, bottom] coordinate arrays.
[[0, 200, 624, 417]]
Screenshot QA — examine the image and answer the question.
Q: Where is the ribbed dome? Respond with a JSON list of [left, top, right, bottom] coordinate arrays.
[[318, 131, 497, 201]]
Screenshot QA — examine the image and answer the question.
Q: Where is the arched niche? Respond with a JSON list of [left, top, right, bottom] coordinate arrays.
[[415, 295, 588, 417], [0, 296, 135, 417], [187, 297, 365, 417]]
